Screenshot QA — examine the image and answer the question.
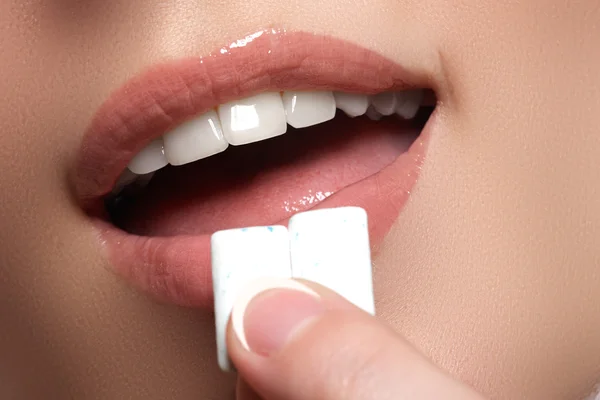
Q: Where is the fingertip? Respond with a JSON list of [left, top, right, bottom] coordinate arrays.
[[228, 278, 324, 356]]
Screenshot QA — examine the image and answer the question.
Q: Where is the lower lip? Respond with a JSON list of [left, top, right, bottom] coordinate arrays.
[[95, 112, 435, 308]]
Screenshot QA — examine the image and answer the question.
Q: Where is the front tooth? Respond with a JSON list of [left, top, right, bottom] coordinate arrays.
[[124, 171, 155, 196], [218, 93, 287, 145], [370, 92, 397, 116], [333, 92, 369, 118], [365, 106, 383, 121], [134, 172, 155, 189], [112, 169, 138, 194], [163, 110, 228, 166], [395, 90, 424, 119], [282, 91, 336, 128], [128, 138, 168, 175]]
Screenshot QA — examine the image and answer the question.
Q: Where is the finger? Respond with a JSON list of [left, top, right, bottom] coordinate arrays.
[[227, 278, 486, 400], [236, 377, 262, 400]]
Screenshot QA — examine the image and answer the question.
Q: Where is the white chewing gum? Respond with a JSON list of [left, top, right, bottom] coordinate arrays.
[[211, 225, 291, 372], [211, 207, 375, 372], [288, 207, 375, 315]]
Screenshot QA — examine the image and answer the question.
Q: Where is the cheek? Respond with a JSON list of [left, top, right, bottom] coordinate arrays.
[[370, 3, 600, 393]]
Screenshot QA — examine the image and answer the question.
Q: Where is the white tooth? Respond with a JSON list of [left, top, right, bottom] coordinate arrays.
[[218, 93, 287, 145], [163, 110, 228, 166], [365, 106, 383, 121], [395, 90, 424, 119], [112, 169, 138, 194], [333, 92, 369, 118], [370, 92, 397, 116], [124, 172, 155, 196], [282, 91, 336, 128], [127, 138, 168, 175], [135, 171, 155, 189]]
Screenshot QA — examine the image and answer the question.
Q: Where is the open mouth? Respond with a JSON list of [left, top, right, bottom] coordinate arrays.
[[72, 29, 438, 308], [108, 94, 432, 236]]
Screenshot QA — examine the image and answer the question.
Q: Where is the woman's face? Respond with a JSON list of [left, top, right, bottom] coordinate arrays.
[[1, 1, 599, 398]]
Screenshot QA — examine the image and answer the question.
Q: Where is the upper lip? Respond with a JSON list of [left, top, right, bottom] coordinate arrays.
[[71, 28, 430, 208]]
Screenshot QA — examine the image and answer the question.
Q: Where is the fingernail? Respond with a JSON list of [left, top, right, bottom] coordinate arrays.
[[231, 278, 323, 356]]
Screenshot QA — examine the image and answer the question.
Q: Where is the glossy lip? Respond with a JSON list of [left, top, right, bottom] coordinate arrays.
[[72, 29, 436, 308]]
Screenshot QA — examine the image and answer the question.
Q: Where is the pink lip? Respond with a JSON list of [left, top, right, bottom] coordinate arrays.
[[73, 29, 435, 308]]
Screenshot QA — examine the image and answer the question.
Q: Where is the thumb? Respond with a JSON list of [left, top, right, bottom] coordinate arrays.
[[227, 278, 486, 400]]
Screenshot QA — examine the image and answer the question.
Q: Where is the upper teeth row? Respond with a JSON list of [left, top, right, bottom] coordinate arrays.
[[127, 90, 424, 175]]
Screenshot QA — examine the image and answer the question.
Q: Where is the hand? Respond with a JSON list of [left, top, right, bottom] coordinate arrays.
[[226, 278, 487, 400]]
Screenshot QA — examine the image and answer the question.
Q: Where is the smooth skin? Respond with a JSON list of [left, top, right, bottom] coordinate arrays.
[[1, 1, 599, 399]]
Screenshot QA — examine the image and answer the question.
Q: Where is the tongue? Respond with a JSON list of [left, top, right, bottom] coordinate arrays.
[[115, 115, 418, 236]]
